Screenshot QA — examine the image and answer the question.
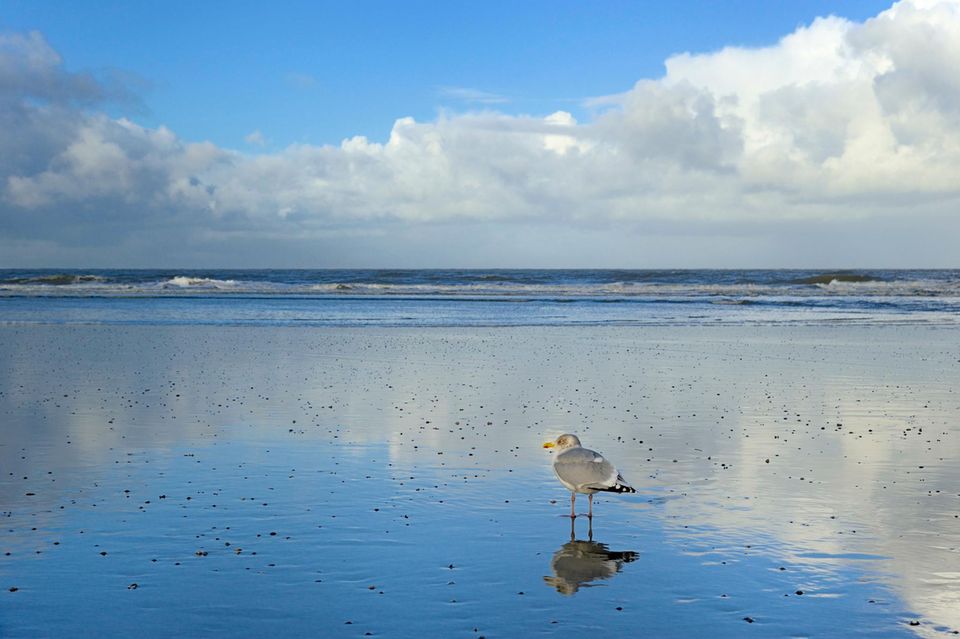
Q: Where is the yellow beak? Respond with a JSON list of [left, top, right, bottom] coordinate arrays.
[[542, 441, 555, 449]]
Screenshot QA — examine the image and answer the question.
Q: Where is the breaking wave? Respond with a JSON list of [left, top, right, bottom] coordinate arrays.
[[0, 270, 957, 307], [1, 274, 106, 286], [163, 276, 239, 289], [791, 273, 882, 285]]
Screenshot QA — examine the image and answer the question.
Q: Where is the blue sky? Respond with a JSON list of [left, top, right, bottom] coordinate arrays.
[[3, 0, 892, 149], [1, 0, 958, 267]]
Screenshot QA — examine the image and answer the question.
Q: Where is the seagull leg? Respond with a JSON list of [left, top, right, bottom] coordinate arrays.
[[588, 494, 594, 519], [570, 492, 576, 519]]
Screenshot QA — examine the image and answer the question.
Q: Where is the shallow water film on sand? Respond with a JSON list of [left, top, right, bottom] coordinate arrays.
[[1, 323, 958, 637]]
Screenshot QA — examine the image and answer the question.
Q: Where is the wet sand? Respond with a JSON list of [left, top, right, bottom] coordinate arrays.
[[1, 324, 958, 637]]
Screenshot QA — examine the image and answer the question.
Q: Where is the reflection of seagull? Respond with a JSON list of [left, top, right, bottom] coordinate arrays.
[[544, 520, 638, 595], [543, 434, 635, 518]]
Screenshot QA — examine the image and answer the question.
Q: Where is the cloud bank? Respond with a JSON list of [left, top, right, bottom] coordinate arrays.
[[2, 0, 960, 267]]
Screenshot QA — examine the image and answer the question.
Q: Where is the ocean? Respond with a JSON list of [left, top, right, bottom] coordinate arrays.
[[1, 268, 958, 326]]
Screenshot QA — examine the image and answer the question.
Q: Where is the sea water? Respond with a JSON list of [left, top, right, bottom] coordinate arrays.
[[1, 268, 959, 326]]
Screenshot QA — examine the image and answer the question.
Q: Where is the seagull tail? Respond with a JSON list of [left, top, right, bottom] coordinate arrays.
[[600, 483, 636, 494]]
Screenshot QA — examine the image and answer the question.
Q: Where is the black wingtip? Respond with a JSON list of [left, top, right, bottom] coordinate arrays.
[[602, 484, 636, 494]]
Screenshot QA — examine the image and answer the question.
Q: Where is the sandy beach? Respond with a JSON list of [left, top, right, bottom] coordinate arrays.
[[1, 323, 957, 637]]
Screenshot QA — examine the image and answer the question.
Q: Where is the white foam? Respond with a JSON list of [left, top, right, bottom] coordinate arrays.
[[164, 276, 238, 289], [817, 279, 960, 297]]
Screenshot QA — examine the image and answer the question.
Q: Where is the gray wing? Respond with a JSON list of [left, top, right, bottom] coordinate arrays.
[[554, 447, 619, 490]]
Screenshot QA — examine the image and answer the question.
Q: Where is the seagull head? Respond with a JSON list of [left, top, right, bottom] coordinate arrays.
[[542, 433, 582, 450]]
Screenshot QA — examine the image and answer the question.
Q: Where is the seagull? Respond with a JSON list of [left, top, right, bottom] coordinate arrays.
[[543, 434, 635, 518]]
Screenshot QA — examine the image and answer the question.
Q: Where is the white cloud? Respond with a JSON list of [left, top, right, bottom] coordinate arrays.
[[2, 1, 960, 266], [0, 31, 97, 103], [654, 1, 960, 201], [244, 129, 267, 147], [437, 86, 510, 104]]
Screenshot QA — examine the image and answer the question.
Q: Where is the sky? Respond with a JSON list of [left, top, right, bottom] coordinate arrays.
[[1, 0, 958, 268]]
